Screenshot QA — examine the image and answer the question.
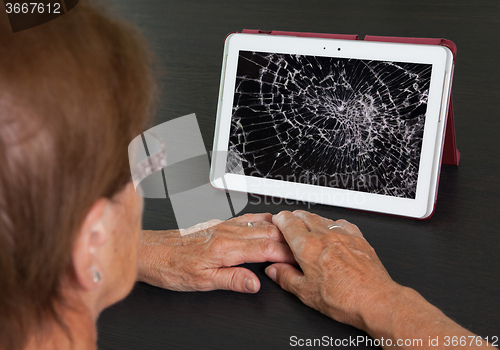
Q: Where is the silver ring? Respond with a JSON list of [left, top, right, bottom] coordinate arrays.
[[327, 224, 341, 230], [248, 221, 254, 227]]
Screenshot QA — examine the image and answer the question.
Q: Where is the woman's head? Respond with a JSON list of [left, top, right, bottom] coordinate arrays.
[[0, 1, 156, 348]]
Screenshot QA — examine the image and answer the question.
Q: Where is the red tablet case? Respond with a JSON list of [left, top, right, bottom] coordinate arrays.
[[240, 29, 460, 167]]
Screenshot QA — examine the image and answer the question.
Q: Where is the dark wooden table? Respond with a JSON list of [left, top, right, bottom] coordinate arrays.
[[98, 1, 500, 349]]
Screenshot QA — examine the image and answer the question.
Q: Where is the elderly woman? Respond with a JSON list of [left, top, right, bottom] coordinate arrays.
[[0, 3, 294, 349], [0, 2, 494, 350]]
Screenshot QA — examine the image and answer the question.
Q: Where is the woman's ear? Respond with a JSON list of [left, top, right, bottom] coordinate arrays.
[[72, 198, 110, 291]]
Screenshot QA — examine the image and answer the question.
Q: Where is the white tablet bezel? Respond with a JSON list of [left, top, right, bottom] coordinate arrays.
[[210, 33, 454, 218]]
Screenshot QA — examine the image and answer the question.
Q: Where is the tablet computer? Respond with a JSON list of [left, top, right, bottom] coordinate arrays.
[[210, 33, 454, 219]]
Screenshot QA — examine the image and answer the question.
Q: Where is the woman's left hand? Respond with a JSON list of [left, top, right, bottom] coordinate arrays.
[[137, 213, 295, 293]]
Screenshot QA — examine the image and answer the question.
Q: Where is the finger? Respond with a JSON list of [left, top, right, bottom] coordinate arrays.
[[218, 221, 287, 243], [272, 211, 310, 248], [335, 219, 364, 238], [228, 213, 273, 224], [293, 210, 332, 232], [265, 263, 303, 297], [247, 222, 287, 243], [321, 218, 364, 239], [211, 267, 261, 293], [221, 239, 296, 266], [293, 211, 364, 238]]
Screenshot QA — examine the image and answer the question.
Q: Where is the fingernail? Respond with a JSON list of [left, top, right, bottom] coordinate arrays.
[[265, 266, 277, 282], [244, 278, 258, 292]]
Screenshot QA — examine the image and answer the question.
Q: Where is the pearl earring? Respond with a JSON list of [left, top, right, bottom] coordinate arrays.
[[93, 270, 102, 283]]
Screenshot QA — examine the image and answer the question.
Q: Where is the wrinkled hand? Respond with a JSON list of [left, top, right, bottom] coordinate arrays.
[[137, 213, 295, 293], [266, 210, 401, 330]]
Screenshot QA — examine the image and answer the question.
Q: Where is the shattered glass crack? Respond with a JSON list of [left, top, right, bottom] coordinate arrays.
[[227, 51, 432, 199]]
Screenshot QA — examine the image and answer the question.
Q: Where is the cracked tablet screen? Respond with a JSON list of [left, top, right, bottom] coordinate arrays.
[[227, 51, 432, 199]]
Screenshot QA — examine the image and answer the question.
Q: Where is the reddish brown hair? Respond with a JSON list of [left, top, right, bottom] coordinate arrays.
[[0, 2, 156, 349]]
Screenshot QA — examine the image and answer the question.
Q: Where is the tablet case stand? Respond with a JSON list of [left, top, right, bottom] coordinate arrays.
[[240, 29, 460, 167]]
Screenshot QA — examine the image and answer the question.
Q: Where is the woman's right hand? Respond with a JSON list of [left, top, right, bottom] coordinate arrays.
[[265, 210, 400, 330], [266, 210, 497, 349]]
